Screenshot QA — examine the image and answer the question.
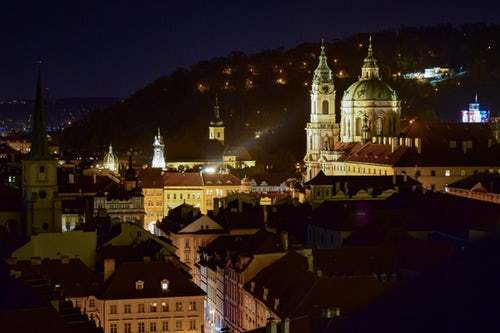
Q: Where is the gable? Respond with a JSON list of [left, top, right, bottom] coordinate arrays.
[[178, 215, 224, 233]]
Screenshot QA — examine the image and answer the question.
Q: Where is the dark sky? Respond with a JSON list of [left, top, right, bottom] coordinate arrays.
[[1, 0, 499, 98]]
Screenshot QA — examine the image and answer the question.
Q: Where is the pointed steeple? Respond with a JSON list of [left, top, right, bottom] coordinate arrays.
[[475, 93, 478, 103], [361, 35, 380, 80], [28, 61, 51, 160], [313, 38, 333, 85], [210, 94, 223, 125]]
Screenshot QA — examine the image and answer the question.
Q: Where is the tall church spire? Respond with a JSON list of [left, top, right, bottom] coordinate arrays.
[[28, 61, 51, 160], [313, 38, 333, 85], [361, 36, 380, 80], [211, 94, 222, 125]]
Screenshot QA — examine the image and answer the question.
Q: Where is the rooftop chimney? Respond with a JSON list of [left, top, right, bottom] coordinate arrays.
[[266, 318, 277, 333], [391, 137, 399, 153], [281, 318, 290, 333], [280, 231, 289, 251], [414, 137, 422, 154], [104, 258, 116, 282]]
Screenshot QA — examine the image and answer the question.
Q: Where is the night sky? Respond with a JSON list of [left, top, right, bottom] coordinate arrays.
[[2, 0, 499, 98]]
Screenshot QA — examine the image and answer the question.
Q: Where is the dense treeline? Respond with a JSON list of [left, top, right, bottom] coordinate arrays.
[[58, 23, 500, 171]]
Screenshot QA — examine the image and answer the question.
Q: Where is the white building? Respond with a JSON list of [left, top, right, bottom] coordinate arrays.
[[152, 129, 167, 169]]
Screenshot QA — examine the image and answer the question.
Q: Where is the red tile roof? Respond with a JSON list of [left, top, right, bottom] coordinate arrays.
[[138, 168, 164, 188], [100, 261, 204, 300], [163, 172, 203, 186]]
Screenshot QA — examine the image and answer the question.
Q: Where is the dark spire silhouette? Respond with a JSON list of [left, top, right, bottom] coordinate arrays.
[[27, 60, 51, 160]]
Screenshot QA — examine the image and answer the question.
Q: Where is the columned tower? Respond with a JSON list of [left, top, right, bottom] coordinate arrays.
[[151, 128, 166, 169], [304, 40, 340, 181], [22, 63, 61, 235], [209, 96, 224, 144]]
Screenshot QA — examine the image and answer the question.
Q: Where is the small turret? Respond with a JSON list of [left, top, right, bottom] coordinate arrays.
[[360, 36, 380, 80]]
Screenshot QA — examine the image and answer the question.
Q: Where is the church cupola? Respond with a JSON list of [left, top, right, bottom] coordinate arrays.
[[209, 95, 225, 144], [151, 128, 166, 169], [360, 36, 380, 80], [312, 39, 334, 91], [103, 144, 119, 173]]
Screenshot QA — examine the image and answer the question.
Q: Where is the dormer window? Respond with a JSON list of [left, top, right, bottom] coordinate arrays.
[[161, 279, 169, 291], [135, 280, 144, 290]]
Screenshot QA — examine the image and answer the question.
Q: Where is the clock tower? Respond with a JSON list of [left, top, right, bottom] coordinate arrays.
[[22, 64, 61, 236], [304, 40, 340, 181]]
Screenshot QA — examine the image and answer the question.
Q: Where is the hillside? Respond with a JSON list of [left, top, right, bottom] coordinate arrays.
[[58, 23, 500, 170]]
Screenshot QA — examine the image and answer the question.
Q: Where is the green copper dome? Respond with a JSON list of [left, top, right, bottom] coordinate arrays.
[[342, 79, 398, 101]]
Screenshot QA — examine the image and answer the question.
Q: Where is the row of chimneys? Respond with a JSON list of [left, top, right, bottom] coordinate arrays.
[[265, 308, 341, 333], [371, 136, 422, 154]]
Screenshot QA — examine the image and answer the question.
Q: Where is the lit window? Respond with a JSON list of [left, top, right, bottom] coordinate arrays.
[[150, 303, 157, 312], [150, 322, 157, 332], [110, 304, 117, 314], [188, 301, 197, 311], [124, 304, 131, 313], [445, 170, 451, 177], [162, 321, 168, 332], [110, 323, 117, 333], [176, 302, 183, 311], [135, 280, 144, 290], [161, 279, 169, 291], [138, 322, 145, 333], [162, 302, 169, 312]]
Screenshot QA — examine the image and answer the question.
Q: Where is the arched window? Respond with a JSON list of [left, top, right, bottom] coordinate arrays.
[[355, 118, 362, 136], [322, 100, 329, 114], [375, 117, 383, 136]]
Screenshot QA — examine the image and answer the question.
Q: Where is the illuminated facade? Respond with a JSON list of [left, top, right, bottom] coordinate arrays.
[[340, 36, 401, 143], [152, 128, 167, 169], [304, 40, 340, 180], [304, 37, 401, 181], [461, 94, 490, 123], [102, 144, 119, 173]]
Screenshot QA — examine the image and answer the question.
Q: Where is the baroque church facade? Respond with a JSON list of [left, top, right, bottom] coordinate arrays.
[[305, 37, 402, 180]]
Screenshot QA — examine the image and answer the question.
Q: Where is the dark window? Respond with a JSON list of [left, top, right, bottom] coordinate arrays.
[[430, 170, 436, 176], [39, 166, 45, 173], [322, 100, 329, 114], [39, 190, 47, 199]]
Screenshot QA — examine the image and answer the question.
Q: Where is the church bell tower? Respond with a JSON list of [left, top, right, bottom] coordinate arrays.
[[22, 63, 62, 236], [304, 40, 340, 181], [208, 96, 225, 145]]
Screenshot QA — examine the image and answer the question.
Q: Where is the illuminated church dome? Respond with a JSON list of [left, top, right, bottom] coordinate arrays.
[[103, 144, 119, 173], [340, 36, 401, 143]]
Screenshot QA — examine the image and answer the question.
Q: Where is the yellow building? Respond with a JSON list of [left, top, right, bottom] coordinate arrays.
[[163, 172, 247, 214], [139, 168, 165, 232]]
